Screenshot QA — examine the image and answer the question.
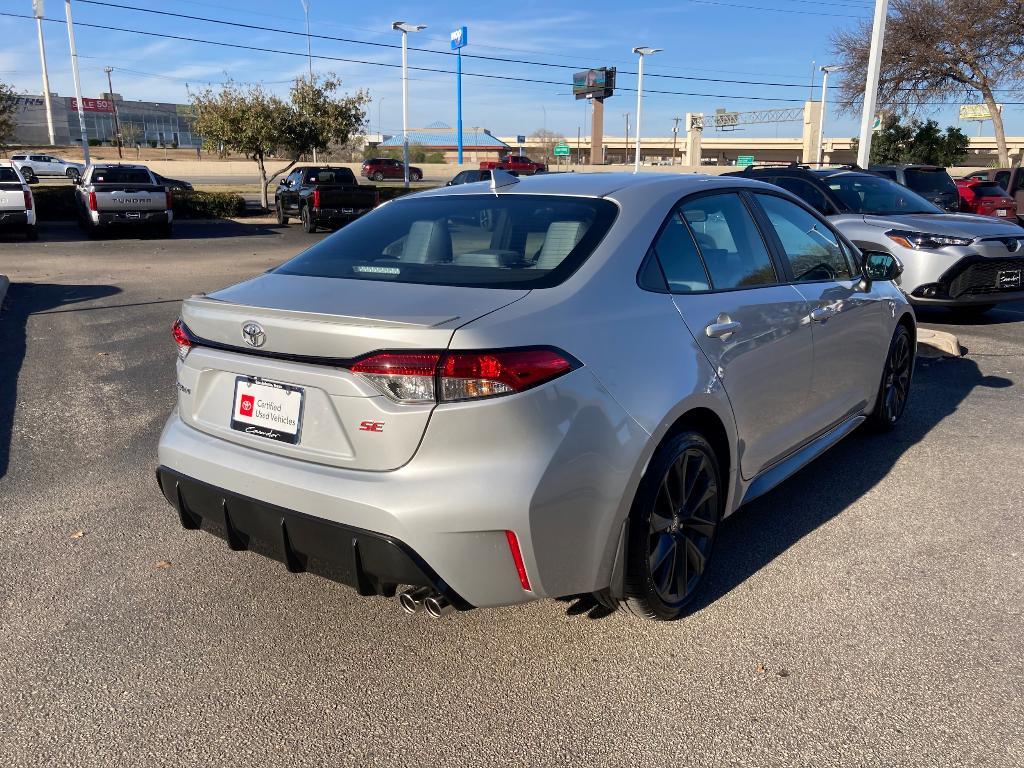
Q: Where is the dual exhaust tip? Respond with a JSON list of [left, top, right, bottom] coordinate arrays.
[[398, 586, 455, 618]]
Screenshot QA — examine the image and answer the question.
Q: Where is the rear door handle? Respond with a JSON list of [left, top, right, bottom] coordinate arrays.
[[810, 306, 835, 322], [705, 320, 741, 340]]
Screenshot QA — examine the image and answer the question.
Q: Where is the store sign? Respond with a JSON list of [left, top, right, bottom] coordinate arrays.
[[959, 103, 1001, 121], [68, 97, 115, 113]]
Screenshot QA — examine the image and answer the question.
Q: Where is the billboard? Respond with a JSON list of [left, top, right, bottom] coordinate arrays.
[[573, 67, 615, 100], [959, 103, 1001, 121], [68, 97, 115, 113]]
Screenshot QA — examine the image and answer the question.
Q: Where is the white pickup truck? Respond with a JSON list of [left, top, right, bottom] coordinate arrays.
[[75, 164, 173, 237], [0, 160, 38, 240]]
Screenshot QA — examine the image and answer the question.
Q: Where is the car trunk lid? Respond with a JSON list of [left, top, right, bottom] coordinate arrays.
[[176, 274, 528, 470]]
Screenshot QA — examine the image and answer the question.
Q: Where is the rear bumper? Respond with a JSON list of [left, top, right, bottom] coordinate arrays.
[[0, 211, 29, 228], [313, 207, 372, 227], [96, 210, 172, 226], [156, 465, 469, 607]]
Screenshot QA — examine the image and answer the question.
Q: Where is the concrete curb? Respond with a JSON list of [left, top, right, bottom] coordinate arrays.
[[0, 274, 9, 312], [917, 327, 962, 358]]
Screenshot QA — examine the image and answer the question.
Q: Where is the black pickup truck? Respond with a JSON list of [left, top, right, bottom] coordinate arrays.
[[274, 166, 379, 233]]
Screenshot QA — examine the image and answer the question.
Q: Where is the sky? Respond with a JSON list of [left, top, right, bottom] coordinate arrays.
[[1, 0, 1020, 142]]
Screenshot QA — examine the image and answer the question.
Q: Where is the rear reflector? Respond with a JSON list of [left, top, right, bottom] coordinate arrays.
[[23, 190, 32, 210], [171, 319, 194, 360], [505, 530, 532, 592], [348, 348, 577, 404], [88, 191, 97, 211]]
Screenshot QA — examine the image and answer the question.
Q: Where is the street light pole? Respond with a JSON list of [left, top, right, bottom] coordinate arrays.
[[300, 1, 317, 162], [857, 0, 889, 168], [631, 47, 661, 173], [392, 21, 426, 189], [817, 65, 841, 166], [104, 67, 122, 159], [33, 1, 55, 146], [65, 0, 90, 166], [623, 112, 630, 165]]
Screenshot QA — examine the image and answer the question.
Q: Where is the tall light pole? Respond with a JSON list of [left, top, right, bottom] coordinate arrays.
[[856, 0, 889, 168], [299, 1, 317, 162], [392, 21, 426, 188], [632, 46, 661, 173], [817, 65, 842, 166], [32, 1, 55, 146], [64, 0, 90, 165], [450, 26, 468, 165], [623, 112, 630, 165]]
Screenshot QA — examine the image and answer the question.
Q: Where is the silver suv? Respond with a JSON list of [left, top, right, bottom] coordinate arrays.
[[158, 172, 914, 621], [727, 166, 1024, 316]]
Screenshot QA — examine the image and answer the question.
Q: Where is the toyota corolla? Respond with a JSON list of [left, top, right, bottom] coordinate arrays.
[[158, 171, 915, 621]]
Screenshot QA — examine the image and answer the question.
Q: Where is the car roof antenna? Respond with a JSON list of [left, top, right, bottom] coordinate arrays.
[[490, 168, 520, 194]]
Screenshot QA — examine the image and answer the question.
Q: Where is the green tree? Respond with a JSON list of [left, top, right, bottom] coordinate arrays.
[[851, 116, 970, 166], [190, 73, 368, 208], [832, 0, 1024, 166], [0, 80, 17, 149]]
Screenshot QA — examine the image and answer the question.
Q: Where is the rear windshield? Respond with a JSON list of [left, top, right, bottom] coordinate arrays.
[[969, 182, 1009, 196], [904, 168, 957, 197], [304, 167, 356, 184], [825, 174, 940, 215], [92, 167, 152, 184], [275, 194, 618, 288], [0, 168, 21, 182]]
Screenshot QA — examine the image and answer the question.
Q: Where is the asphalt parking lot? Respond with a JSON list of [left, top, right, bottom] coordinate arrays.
[[1, 221, 1023, 767]]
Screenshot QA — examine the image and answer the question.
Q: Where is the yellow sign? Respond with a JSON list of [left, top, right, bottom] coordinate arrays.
[[959, 103, 1001, 121]]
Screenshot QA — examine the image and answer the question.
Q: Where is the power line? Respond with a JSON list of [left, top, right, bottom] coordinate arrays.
[[73, 0, 847, 91], [679, 0, 869, 18]]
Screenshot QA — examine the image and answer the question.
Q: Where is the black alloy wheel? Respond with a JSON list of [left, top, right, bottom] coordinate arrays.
[[276, 201, 288, 226], [300, 205, 317, 233], [870, 324, 913, 431], [66, 168, 80, 180], [372, 171, 385, 182], [625, 432, 722, 621]]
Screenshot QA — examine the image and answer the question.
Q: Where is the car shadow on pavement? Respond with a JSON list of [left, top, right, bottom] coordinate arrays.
[[914, 302, 1024, 327], [0, 282, 121, 479], [688, 356, 1013, 616]]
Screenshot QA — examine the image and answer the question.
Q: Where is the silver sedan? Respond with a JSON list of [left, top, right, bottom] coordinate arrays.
[[157, 171, 915, 621]]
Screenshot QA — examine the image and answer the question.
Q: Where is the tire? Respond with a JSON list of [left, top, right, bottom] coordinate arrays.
[[25, 224, 38, 241], [410, 171, 422, 182], [300, 205, 317, 233], [66, 168, 80, 181], [372, 172, 385, 182], [276, 202, 288, 226], [949, 304, 995, 319], [868, 324, 914, 432], [22, 169, 36, 183], [624, 431, 723, 621]]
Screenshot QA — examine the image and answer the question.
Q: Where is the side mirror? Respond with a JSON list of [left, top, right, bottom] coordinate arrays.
[[862, 251, 903, 282], [445, 180, 454, 186]]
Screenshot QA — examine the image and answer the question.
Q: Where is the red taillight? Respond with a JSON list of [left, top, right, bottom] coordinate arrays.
[[505, 530, 532, 592], [166, 188, 173, 209], [171, 319, 194, 360], [312, 188, 321, 209], [348, 348, 576, 403], [23, 190, 32, 210], [88, 191, 97, 211]]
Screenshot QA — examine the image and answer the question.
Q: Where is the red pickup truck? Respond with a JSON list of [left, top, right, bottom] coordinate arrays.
[[479, 155, 547, 175]]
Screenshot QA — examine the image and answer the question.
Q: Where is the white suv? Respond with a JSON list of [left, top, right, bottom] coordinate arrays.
[[11, 153, 85, 181]]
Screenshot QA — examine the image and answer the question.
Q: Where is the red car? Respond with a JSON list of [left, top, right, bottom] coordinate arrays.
[[479, 155, 547, 175], [955, 178, 1018, 221], [361, 158, 423, 182]]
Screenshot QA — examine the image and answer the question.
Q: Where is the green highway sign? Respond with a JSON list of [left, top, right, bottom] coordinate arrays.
[[553, 143, 571, 157], [736, 155, 755, 166]]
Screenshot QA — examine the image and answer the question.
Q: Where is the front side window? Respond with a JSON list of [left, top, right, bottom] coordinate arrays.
[[754, 194, 854, 282], [275, 194, 618, 289], [680, 193, 777, 289]]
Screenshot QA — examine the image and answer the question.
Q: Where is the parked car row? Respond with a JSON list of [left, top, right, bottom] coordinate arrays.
[[727, 164, 1024, 316], [0, 160, 38, 240]]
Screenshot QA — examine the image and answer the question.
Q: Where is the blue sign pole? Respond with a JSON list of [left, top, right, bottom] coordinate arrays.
[[457, 47, 463, 164], [451, 26, 468, 165]]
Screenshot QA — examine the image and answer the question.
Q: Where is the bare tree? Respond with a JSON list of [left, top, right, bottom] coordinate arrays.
[[529, 128, 566, 163], [832, 0, 1024, 166]]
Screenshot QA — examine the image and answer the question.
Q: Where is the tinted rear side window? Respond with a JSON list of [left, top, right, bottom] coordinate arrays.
[[971, 182, 1009, 196], [774, 177, 831, 215], [904, 169, 957, 197], [305, 167, 356, 184], [275, 194, 618, 288], [651, 210, 709, 292]]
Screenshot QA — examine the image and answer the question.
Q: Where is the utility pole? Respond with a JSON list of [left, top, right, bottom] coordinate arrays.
[[300, 1, 317, 162], [857, 0, 889, 168], [623, 112, 630, 165], [65, 0, 90, 166], [104, 67, 122, 159], [671, 116, 681, 165], [33, 0, 55, 146]]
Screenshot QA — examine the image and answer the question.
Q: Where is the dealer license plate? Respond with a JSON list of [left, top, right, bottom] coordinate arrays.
[[230, 377, 304, 444], [997, 209, 1008, 217], [997, 269, 1022, 289], [125, 211, 141, 219]]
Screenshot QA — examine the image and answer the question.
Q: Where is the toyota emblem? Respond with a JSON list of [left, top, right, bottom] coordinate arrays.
[[241, 321, 266, 348]]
